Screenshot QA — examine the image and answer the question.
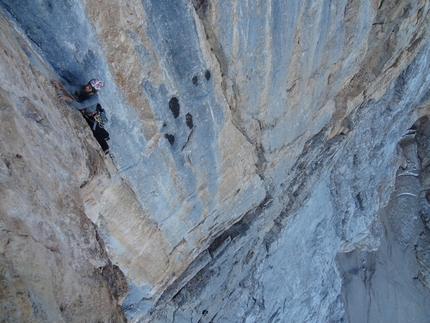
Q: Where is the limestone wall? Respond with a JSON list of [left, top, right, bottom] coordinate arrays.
[[0, 15, 127, 322], [1, 0, 430, 322]]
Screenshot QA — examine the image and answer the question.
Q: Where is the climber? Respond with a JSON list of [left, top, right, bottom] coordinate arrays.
[[53, 78, 110, 155]]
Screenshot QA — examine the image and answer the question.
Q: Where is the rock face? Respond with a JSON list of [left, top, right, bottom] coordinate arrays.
[[1, 0, 430, 322], [0, 16, 127, 322]]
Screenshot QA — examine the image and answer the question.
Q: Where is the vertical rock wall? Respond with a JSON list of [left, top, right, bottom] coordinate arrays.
[[145, 41, 430, 323], [1, 0, 430, 322], [0, 16, 127, 322]]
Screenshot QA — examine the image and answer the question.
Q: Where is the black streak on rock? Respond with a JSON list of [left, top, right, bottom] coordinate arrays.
[[205, 70, 211, 80], [169, 97, 180, 118], [186, 113, 194, 129], [164, 134, 175, 145], [192, 75, 198, 86]]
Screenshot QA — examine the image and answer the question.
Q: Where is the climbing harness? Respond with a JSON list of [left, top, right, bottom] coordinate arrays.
[[94, 114, 103, 126], [82, 110, 105, 130]]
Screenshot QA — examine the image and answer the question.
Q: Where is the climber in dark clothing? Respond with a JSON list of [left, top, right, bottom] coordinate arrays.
[[53, 78, 110, 154], [82, 104, 110, 153]]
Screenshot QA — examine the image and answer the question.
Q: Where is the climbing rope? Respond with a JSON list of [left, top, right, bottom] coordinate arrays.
[[0, 9, 73, 97]]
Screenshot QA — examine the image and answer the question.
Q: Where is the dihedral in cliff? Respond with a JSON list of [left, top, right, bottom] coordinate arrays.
[[1, 0, 430, 322]]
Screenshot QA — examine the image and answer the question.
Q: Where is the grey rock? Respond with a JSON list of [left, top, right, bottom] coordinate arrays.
[[1, 0, 430, 322]]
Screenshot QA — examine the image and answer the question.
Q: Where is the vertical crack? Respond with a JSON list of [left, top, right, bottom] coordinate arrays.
[[192, 0, 230, 99], [192, 1, 267, 179]]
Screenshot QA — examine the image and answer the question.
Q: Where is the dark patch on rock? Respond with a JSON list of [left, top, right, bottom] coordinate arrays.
[[192, 0, 209, 16], [186, 113, 194, 129], [355, 193, 364, 211], [169, 97, 180, 118], [164, 134, 175, 145], [205, 70, 211, 80], [192, 75, 198, 86], [101, 264, 129, 302]]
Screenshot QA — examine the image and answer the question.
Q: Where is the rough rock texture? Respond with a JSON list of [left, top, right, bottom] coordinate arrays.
[[0, 16, 127, 322], [336, 128, 430, 323], [146, 43, 430, 322], [1, 0, 430, 322]]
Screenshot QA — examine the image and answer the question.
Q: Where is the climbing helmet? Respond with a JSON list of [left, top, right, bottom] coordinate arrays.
[[89, 78, 103, 91]]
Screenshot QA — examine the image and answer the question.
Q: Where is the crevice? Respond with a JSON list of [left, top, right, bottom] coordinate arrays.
[[181, 126, 195, 151], [192, 1, 267, 182], [191, 0, 229, 103], [151, 196, 272, 309], [100, 263, 129, 303], [208, 195, 272, 260], [264, 126, 348, 252]]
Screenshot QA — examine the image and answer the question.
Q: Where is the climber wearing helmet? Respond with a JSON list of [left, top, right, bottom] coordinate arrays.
[[53, 78, 110, 155], [54, 78, 103, 116]]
